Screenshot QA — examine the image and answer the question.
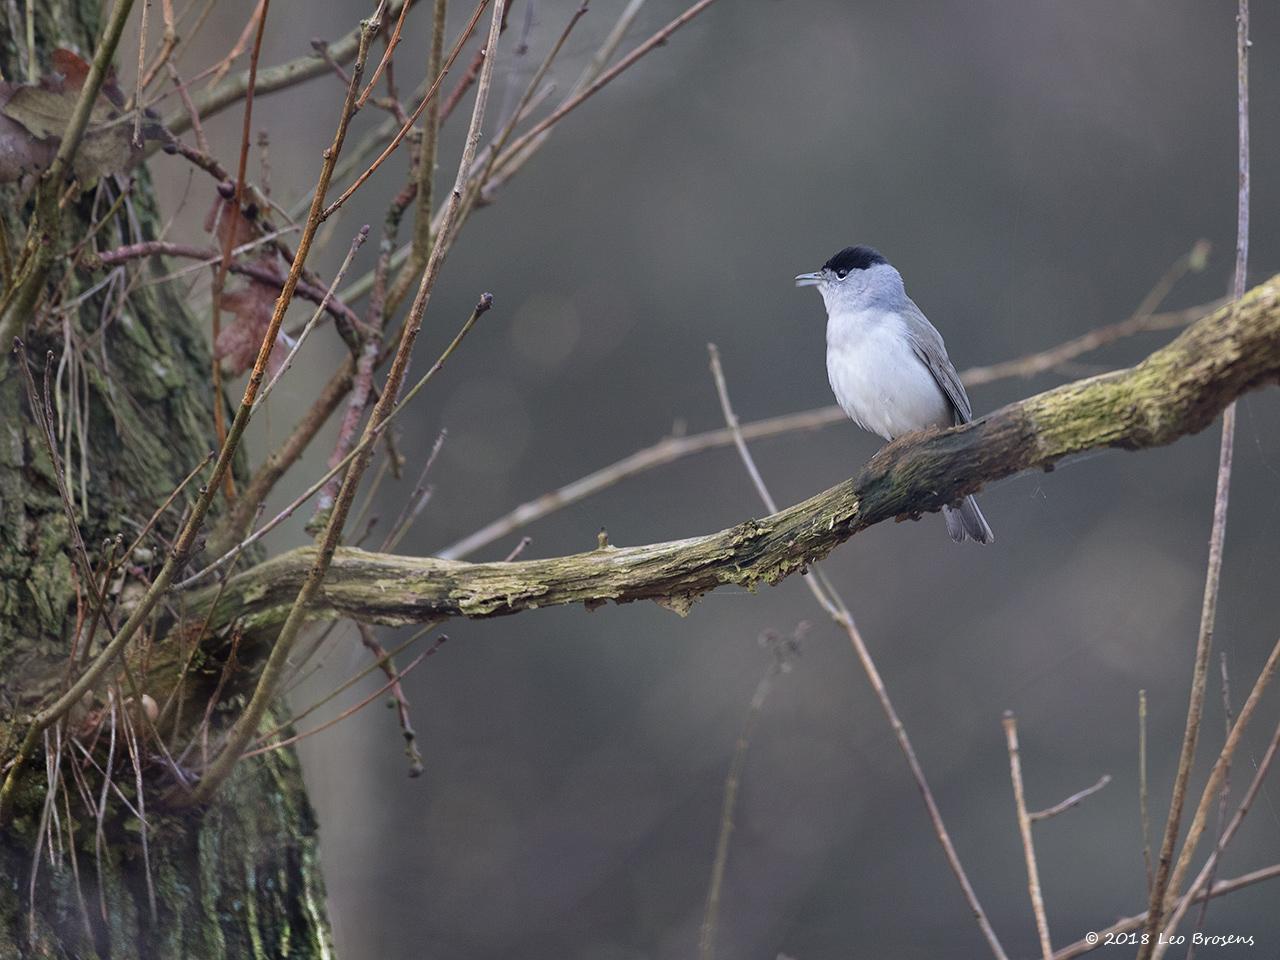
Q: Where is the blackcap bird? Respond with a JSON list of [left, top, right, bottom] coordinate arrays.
[[796, 245, 994, 544]]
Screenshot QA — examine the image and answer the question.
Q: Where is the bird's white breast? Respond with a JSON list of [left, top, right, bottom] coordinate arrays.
[[826, 307, 951, 441]]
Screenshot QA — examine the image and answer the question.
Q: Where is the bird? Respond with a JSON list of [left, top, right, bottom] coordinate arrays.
[[795, 245, 994, 544]]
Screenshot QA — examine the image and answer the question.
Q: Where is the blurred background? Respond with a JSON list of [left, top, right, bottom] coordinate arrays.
[[137, 0, 1280, 956]]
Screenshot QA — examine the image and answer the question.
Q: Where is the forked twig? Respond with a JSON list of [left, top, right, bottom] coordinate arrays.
[[1003, 712, 1052, 960]]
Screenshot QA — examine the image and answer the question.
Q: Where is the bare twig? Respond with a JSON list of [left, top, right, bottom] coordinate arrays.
[[357, 0, 412, 108], [261, 627, 445, 744], [1139, 6, 1248, 954], [357, 623, 425, 776], [133, 0, 153, 147], [256, 225, 370, 410], [208, 357, 356, 558], [183, 0, 508, 807], [706, 343, 1010, 960], [321, 0, 490, 220], [164, 0, 412, 137], [1159, 697, 1280, 945], [1187, 655, 1237, 957], [699, 629, 798, 960], [380, 428, 447, 552], [209, 0, 271, 494], [242, 648, 431, 760], [1003, 712, 1052, 960], [179, 296, 489, 590], [501, 536, 530, 562], [1028, 775, 1110, 823], [1166, 634, 1280, 903], [1051, 863, 1280, 960], [1139, 689, 1152, 892], [94, 241, 366, 339], [487, 0, 723, 189], [407, 0, 449, 277]]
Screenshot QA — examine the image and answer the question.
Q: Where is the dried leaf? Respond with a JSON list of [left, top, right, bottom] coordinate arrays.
[[0, 50, 139, 184], [0, 83, 56, 183], [204, 195, 262, 252], [215, 267, 285, 377], [50, 49, 93, 92], [50, 48, 127, 108]]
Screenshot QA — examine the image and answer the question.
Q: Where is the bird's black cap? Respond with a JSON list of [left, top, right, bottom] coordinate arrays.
[[823, 245, 886, 273]]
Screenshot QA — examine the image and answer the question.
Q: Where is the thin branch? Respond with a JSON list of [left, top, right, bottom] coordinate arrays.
[[407, 0, 449, 278], [241, 648, 431, 760], [1159, 694, 1280, 945], [178, 297, 490, 589], [163, 0, 412, 137], [256, 225, 370, 410], [209, 0, 271, 496], [1166, 633, 1280, 901], [1028, 775, 1110, 823], [1051, 863, 1280, 960], [962, 246, 1212, 388], [1139, 6, 1248, 953], [1187, 655, 1236, 952], [487, 0, 723, 186], [380, 428, 447, 552], [1139, 689, 1153, 892], [706, 343, 1010, 960], [93, 241, 367, 338], [1003, 712, 1052, 960], [357, 0, 412, 108], [183, 0, 508, 807], [321, 0, 490, 221], [699, 632, 797, 960], [356, 623, 425, 777], [259, 627, 445, 744], [207, 356, 356, 558]]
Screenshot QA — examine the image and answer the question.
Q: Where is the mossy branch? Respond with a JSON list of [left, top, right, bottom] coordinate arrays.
[[193, 274, 1280, 632]]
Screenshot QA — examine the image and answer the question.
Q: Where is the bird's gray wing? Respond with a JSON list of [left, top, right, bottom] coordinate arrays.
[[902, 299, 973, 425]]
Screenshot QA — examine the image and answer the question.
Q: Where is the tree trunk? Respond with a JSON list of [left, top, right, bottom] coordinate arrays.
[[0, 4, 334, 956]]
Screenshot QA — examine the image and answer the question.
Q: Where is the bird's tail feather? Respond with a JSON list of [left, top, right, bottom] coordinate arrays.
[[943, 496, 994, 545]]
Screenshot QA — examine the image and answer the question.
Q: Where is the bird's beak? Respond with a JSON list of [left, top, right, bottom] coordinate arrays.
[[794, 271, 822, 287]]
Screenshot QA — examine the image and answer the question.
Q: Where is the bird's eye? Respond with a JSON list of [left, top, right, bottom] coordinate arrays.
[[835, 269, 848, 279]]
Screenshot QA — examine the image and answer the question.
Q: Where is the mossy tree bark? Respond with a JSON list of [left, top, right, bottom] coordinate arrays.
[[0, 4, 333, 957]]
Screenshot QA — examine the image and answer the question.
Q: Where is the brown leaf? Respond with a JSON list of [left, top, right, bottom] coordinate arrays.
[[0, 55, 138, 184], [204, 195, 262, 252], [51, 48, 126, 107], [0, 83, 56, 183], [215, 268, 285, 377], [50, 49, 92, 91]]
